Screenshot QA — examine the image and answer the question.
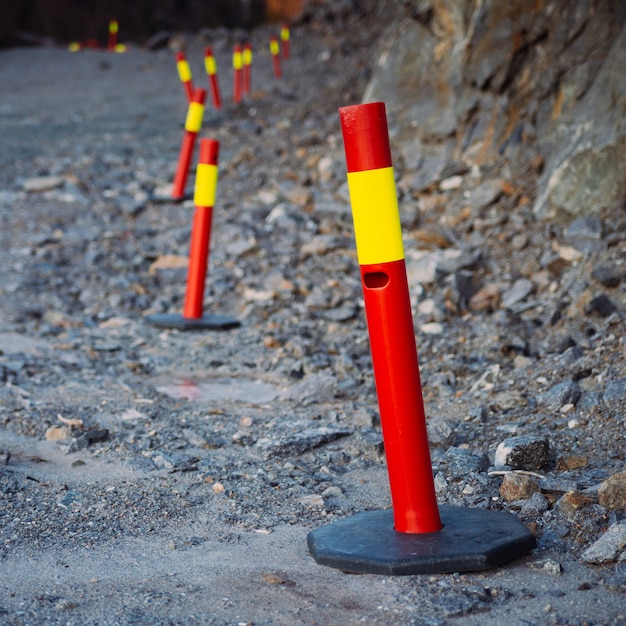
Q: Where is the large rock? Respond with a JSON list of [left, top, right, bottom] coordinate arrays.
[[363, 0, 625, 223]]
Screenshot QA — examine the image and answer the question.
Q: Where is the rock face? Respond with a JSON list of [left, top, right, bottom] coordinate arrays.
[[363, 0, 625, 224]]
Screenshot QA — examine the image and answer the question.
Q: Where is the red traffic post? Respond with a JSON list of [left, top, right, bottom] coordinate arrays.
[[307, 102, 536, 575], [232, 44, 243, 104], [175, 51, 195, 103], [242, 42, 252, 96], [204, 46, 222, 109], [147, 139, 240, 331], [280, 23, 290, 60], [108, 19, 118, 50], [172, 88, 206, 201], [269, 36, 282, 79]]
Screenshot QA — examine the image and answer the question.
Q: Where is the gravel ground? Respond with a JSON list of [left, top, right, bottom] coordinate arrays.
[[0, 4, 625, 625]]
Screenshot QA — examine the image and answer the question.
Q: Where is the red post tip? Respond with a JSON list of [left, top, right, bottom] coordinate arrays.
[[199, 138, 219, 166], [175, 50, 186, 61], [205, 46, 213, 56], [192, 88, 207, 104], [339, 102, 393, 172]]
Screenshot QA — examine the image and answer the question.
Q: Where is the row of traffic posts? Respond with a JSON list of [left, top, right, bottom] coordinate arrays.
[[146, 25, 292, 330], [72, 20, 537, 576]]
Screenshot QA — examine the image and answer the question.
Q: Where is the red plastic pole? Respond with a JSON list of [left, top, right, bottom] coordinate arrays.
[[176, 51, 195, 103], [172, 88, 206, 200], [270, 36, 282, 79], [232, 44, 243, 104], [183, 139, 220, 319], [242, 42, 252, 96], [280, 24, 290, 60], [204, 46, 222, 109], [108, 19, 118, 51], [339, 102, 442, 535]]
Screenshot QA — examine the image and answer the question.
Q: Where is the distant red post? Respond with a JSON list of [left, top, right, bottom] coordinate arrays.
[[172, 89, 206, 200], [204, 46, 222, 109], [183, 139, 219, 319], [280, 24, 290, 60], [176, 51, 195, 103], [270, 36, 282, 79], [242, 42, 253, 96], [232, 44, 243, 103], [108, 19, 118, 51]]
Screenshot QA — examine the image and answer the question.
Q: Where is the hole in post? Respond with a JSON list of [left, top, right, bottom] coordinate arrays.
[[363, 271, 389, 289]]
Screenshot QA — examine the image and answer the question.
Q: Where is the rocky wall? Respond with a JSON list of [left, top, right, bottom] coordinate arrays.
[[364, 0, 626, 223]]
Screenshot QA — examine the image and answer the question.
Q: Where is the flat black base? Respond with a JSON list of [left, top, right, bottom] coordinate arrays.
[[307, 505, 536, 575], [145, 313, 240, 331]]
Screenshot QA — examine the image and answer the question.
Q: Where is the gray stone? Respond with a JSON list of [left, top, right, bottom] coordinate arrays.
[[494, 436, 551, 471], [501, 279, 534, 309], [603, 378, 626, 413], [582, 522, 626, 564], [21, 175, 64, 192], [539, 477, 580, 496], [537, 380, 581, 412], [520, 492, 549, 517], [591, 264, 623, 288], [256, 424, 352, 458], [563, 216, 607, 253], [467, 180, 503, 213], [444, 447, 489, 477], [427, 419, 457, 449]]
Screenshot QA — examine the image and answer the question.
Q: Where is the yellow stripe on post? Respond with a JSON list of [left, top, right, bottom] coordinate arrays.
[[205, 56, 217, 75], [109, 21, 119, 34], [243, 48, 252, 65], [347, 167, 404, 265], [185, 102, 205, 132], [270, 40, 280, 55], [194, 164, 218, 207], [233, 51, 242, 70], [177, 60, 192, 82]]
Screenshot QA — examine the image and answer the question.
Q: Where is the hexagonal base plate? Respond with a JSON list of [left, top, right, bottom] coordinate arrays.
[[307, 505, 536, 575], [145, 313, 240, 331]]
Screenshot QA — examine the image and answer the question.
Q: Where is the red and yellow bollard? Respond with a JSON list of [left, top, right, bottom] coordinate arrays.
[[175, 51, 195, 103], [280, 23, 290, 60], [242, 42, 253, 96], [204, 46, 222, 109], [269, 36, 282, 79], [108, 19, 119, 51], [146, 138, 240, 331], [172, 89, 206, 201], [343, 102, 441, 535], [307, 102, 536, 575], [183, 139, 218, 319], [232, 44, 243, 104]]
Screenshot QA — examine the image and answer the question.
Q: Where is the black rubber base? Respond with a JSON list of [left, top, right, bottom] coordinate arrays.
[[145, 313, 240, 331], [307, 505, 536, 575]]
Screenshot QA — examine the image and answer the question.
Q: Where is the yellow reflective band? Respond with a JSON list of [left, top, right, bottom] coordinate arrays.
[[281, 28, 290, 41], [194, 164, 218, 207], [243, 49, 252, 65], [270, 40, 279, 55], [177, 60, 192, 82], [68, 42, 80, 52], [114, 44, 127, 53], [185, 102, 205, 133], [347, 167, 404, 265], [109, 21, 119, 34], [233, 52, 242, 70], [205, 56, 217, 75]]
